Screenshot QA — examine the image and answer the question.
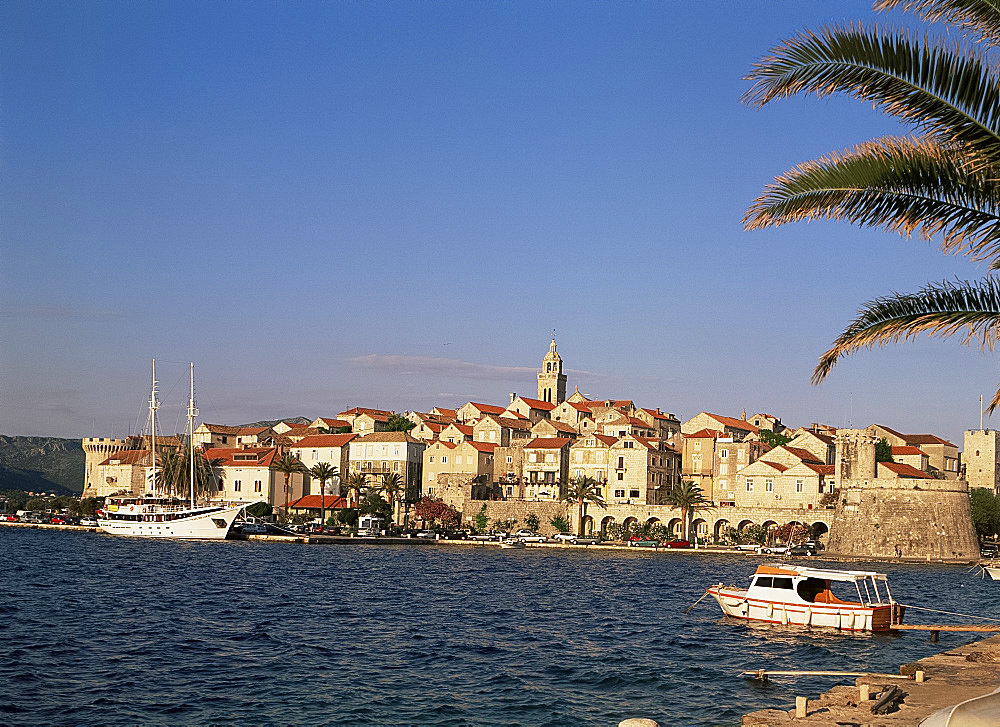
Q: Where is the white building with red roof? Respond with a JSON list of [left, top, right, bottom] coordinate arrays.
[[202, 446, 306, 508], [290, 434, 357, 490]]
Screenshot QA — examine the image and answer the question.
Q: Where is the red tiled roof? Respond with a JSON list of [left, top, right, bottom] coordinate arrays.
[[465, 402, 506, 415], [539, 421, 578, 434], [101, 449, 151, 466], [905, 434, 956, 447], [316, 418, 352, 429], [640, 408, 671, 420], [703, 413, 758, 434], [339, 407, 393, 417], [589, 434, 618, 447], [879, 461, 933, 479], [493, 416, 532, 430], [568, 402, 592, 413], [759, 461, 789, 472], [627, 416, 652, 428], [782, 446, 824, 464], [684, 429, 723, 439], [432, 408, 457, 417], [445, 424, 473, 435], [430, 441, 458, 450], [891, 445, 926, 456], [468, 442, 498, 452], [292, 434, 357, 448], [202, 424, 241, 434], [288, 495, 348, 510], [202, 447, 279, 468], [803, 463, 835, 475], [525, 437, 571, 449], [514, 396, 556, 411]]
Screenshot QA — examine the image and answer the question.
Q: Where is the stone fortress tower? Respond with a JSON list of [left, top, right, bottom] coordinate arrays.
[[827, 429, 978, 559], [81, 437, 128, 498], [537, 338, 567, 405], [964, 428, 1000, 493]]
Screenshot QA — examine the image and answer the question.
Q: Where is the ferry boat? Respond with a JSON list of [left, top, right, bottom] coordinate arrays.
[[96, 360, 256, 540], [706, 564, 906, 632]]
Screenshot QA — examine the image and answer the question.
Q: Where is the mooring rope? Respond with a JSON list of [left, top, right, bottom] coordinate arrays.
[[903, 604, 1000, 623]]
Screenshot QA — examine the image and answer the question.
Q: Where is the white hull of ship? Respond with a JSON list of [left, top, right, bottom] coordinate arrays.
[[985, 565, 1000, 580], [707, 587, 900, 632], [97, 504, 246, 540]]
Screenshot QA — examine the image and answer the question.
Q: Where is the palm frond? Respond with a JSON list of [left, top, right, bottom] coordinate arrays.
[[744, 24, 1000, 164], [745, 135, 1000, 262], [813, 278, 1000, 404], [875, 0, 1000, 48]]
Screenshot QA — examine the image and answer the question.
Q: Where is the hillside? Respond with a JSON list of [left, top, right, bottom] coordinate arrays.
[[0, 435, 84, 495]]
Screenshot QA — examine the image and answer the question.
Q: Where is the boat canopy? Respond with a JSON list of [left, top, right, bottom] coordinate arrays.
[[756, 563, 890, 583]]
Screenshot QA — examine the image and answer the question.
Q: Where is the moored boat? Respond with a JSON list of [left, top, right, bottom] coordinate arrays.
[[706, 564, 905, 632]]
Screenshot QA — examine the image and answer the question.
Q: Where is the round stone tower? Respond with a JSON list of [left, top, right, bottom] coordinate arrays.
[[827, 429, 978, 559], [81, 437, 127, 498]]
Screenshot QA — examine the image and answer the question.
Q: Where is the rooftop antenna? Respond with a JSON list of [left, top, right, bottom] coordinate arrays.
[[981, 394, 985, 431]]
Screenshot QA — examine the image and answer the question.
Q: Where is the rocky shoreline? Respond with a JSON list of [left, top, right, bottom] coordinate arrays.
[[742, 634, 1000, 725]]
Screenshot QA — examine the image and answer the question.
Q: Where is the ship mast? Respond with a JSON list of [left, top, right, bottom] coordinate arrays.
[[149, 358, 160, 498], [187, 362, 198, 510]]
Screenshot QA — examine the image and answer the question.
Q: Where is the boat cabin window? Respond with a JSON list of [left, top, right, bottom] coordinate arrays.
[[753, 576, 793, 589], [796, 577, 827, 602]]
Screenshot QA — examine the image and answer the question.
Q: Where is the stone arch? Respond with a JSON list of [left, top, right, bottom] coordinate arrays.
[[581, 515, 594, 535], [600, 515, 616, 537], [763, 520, 778, 530], [738, 519, 755, 531], [646, 516, 661, 525], [622, 516, 639, 533], [668, 517, 683, 536], [714, 519, 731, 541], [692, 518, 708, 540], [811, 521, 829, 538]]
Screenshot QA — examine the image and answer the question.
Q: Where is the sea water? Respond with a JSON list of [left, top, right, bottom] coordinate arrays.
[[1, 528, 994, 726]]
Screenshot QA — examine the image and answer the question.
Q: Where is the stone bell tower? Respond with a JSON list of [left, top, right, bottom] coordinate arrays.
[[537, 338, 567, 405]]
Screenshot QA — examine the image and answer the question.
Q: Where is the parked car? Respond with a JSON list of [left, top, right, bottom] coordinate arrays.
[[552, 533, 578, 543], [415, 530, 437, 538], [80, 517, 97, 527], [788, 544, 818, 556], [469, 533, 496, 541], [573, 536, 600, 545], [50, 515, 76, 525], [516, 532, 548, 543], [1, 514, 19, 522], [661, 539, 691, 548], [802, 540, 825, 551], [981, 542, 999, 557], [733, 543, 761, 552], [760, 544, 790, 555]]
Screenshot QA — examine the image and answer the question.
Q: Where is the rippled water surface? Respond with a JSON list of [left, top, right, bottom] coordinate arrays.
[[1, 529, 997, 726]]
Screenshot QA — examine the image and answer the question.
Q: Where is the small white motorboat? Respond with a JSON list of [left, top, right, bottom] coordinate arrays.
[[706, 564, 905, 633]]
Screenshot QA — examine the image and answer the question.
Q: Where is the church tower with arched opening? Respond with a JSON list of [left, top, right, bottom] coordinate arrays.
[[537, 338, 567, 404]]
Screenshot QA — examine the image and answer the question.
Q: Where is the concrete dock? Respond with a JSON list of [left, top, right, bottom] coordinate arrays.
[[742, 634, 1000, 725]]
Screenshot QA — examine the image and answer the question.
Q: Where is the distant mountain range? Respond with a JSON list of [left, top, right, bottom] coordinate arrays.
[[0, 419, 314, 496], [0, 435, 85, 495]]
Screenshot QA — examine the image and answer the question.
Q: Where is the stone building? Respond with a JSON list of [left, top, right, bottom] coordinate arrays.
[[347, 432, 425, 502], [681, 412, 758, 439], [733, 445, 835, 511], [202, 446, 301, 508], [682, 430, 767, 503], [522, 437, 571, 498], [290, 433, 357, 491], [537, 338, 567, 404], [964, 428, 1000, 493], [423, 440, 496, 496], [868, 424, 960, 479], [827, 429, 978, 559], [82, 437, 128, 497], [472, 414, 532, 446]]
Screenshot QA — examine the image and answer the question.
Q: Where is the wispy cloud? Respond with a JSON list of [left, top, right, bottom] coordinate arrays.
[[348, 354, 537, 381]]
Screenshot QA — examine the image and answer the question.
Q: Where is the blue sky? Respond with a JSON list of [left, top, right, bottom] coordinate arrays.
[[2, 1, 995, 445]]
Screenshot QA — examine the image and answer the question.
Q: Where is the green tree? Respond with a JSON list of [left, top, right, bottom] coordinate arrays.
[[247, 501, 272, 518], [663, 480, 711, 541], [359, 492, 391, 520], [378, 472, 405, 525], [473, 503, 489, 533], [745, 0, 1000, 410], [524, 513, 540, 532], [561, 475, 607, 536], [337, 507, 359, 528], [270, 453, 307, 519], [875, 437, 895, 463], [384, 414, 416, 432], [759, 430, 792, 448], [549, 514, 569, 533], [346, 471, 367, 508], [970, 487, 1000, 539], [309, 462, 339, 527]]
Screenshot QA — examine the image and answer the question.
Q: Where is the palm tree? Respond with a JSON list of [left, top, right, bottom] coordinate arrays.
[[346, 470, 367, 509], [270, 453, 307, 519], [378, 472, 404, 526], [663, 480, 711, 542], [310, 462, 339, 527], [561, 475, 607, 536], [745, 0, 1000, 409], [156, 447, 186, 497]]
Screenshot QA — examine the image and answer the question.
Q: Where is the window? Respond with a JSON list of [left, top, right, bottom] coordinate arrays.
[[218, 480, 224, 491], [694, 441, 701, 451], [234, 480, 241, 492], [719, 449, 728, 459], [506, 456, 513, 464], [441, 456, 447, 463], [529, 453, 537, 463], [596, 452, 604, 463], [254, 480, 262, 493], [692, 458, 701, 474], [429, 456, 435, 463], [617, 472, 624, 480], [489, 430, 496, 441], [746, 478, 754, 492], [719, 463, 728, 475], [737, 449, 745, 460], [545, 453, 555, 463], [624, 440, 634, 449], [595, 487, 602, 496], [615, 489, 625, 498], [765, 478, 773, 492], [629, 489, 640, 499], [795, 479, 803, 493], [617, 456, 624, 469]]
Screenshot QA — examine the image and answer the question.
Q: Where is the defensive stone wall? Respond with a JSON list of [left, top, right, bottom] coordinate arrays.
[[827, 479, 979, 559], [461, 499, 572, 535]]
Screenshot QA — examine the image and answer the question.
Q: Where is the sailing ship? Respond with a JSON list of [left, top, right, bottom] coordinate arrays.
[[96, 360, 255, 539], [706, 563, 906, 632]]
